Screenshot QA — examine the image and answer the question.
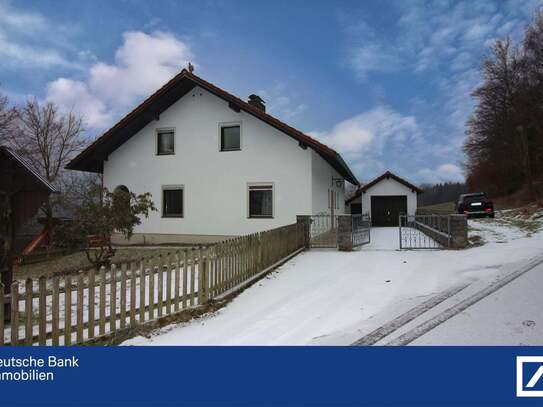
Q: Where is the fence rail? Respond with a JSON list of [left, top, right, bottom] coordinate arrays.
[[1, 222, 305, 346], [398, 214, 470, 250], [399, 214, 450, 249]]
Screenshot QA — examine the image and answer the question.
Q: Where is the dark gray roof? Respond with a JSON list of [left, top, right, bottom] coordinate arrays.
[[1, 146, 58, 193]]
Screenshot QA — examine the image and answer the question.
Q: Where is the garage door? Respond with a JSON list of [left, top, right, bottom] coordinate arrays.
[[371, 196, 407, 227]]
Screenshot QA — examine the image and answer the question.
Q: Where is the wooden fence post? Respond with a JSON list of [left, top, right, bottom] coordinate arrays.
[[99, 267, 106, 336], [10, 281, 18, 345], [120, 263, 127, 329], [51, 276, 59, 345], [88, 269, 95, 340], [198, 247, 208, 304], [64, 275, 72, 345], [182, 250, 188, 309], [130, 262, 136, 327], [38, 276, 46, 345], [76, 274, 84, 343], [110, 265, 117, 334], [25, 278, 33, 345], [139, 260, 146, 323], [174, 253, 180, 311]]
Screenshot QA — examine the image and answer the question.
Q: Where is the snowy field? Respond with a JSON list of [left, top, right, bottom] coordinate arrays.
[[124, 215, 543, 346]]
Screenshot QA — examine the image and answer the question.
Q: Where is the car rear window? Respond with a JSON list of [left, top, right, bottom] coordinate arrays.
[[464, 195, 485, 204]]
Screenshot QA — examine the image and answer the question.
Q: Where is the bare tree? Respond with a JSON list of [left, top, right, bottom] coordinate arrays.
[[7, 100, 87, 225], [10, 99, 86, 183], [0, 93, 17, 145], [464, 11, 543, 200]]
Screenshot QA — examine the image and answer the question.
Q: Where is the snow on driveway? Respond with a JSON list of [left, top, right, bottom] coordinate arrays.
[[124, 224, 543, 346], [411, 261, 543, 345]]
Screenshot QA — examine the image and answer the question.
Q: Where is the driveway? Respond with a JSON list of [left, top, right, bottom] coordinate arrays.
[[410, 260, 543, 345], [124, 221, 543, 346], [360, 227, 400, 250]]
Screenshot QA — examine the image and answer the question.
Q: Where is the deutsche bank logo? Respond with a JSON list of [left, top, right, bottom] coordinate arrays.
[[517, 356, 543, 397]]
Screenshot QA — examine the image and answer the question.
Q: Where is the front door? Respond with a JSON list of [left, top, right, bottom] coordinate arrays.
[[371, 196, 407, 227]]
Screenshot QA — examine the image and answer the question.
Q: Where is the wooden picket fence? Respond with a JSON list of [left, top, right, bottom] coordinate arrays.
[[1, 222, 305, 346]]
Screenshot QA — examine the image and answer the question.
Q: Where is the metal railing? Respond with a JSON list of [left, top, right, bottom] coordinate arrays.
[[399, 214, 451, 249], [352, 214, 371, 247], [309, 214, 338, 248]]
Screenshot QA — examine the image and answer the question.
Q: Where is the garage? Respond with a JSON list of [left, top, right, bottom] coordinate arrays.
[[345, 171, 422, 225], [370, 195, 407, 226]]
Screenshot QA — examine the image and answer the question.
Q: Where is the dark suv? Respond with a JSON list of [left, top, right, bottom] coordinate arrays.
[[456, 193, 494, 218]]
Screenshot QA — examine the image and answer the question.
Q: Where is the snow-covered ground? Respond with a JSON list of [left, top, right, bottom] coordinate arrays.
[[411, 260, 543, 345], [124, 213, 543, 346]]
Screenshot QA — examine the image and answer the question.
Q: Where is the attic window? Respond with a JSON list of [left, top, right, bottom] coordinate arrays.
[[220, 125, 241, 151], [157, 129, 175, 155]]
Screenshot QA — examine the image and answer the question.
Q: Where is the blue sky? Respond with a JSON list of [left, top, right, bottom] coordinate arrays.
[[1, 0, 540, 184]]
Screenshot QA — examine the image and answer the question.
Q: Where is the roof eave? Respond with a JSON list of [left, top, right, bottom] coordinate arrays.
[[66, 70, 359, 184]]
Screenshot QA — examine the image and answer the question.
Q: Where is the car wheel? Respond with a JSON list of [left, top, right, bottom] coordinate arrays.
[[489, 213, 495, 218]]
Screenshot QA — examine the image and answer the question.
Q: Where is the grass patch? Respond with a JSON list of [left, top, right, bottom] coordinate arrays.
[[418, 201, 456, 214], [493, 203, 543, 235]]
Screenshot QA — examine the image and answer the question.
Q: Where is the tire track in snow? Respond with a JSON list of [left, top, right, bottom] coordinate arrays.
[[385, 254, 543, 346], [351, 282, 470, 346]]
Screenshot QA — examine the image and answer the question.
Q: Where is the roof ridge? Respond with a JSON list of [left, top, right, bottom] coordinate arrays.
[[67, 68, 358, 184]]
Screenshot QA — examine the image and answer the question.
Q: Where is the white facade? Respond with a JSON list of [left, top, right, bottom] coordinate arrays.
[[103, 86, 345, 241], [348, 177, 417, 216]]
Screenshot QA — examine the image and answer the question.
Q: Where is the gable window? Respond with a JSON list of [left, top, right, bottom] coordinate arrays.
[[157, 129, 175, 155], [162, 186, 183, 218], [220, 124, 241, 151], [248, 184, 273, 218]]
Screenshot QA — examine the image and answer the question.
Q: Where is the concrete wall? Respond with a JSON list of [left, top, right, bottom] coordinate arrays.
[[311, 150, 345, 215], [103, 86, 343, 240], [348, 178, 417, 217]]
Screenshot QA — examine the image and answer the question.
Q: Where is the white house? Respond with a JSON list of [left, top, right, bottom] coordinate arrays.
[[346, 171, 421, 226], [67, 69, 358, 244]]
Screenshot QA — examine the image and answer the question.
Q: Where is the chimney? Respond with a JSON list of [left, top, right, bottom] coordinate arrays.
[[248, 94, 266, 112]]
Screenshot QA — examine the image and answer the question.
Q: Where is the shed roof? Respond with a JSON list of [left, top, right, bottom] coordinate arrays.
[[0, 146, 57, 193]]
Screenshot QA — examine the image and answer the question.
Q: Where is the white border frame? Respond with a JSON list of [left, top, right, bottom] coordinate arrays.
[[517, 356, 543, 397]]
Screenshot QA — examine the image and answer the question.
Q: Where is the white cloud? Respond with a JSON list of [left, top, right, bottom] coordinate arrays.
[[344, 0, 539, 79], [46, 78, 111, 128], [347, 44, 401, 80], [0, 1, 47, 32], [309, 106, 421, 179], [46, 31, 193, 129], [418, 163, 464, 184], [0, 1, 78, 69]]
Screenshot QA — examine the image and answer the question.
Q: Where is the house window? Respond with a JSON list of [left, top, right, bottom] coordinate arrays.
[[220, 125, 241, 151], [162, 186, 183, 217], [157, 129, 175, 155], [248, 184, 273, 218]]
